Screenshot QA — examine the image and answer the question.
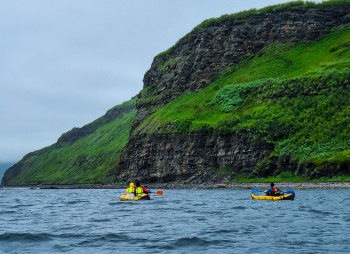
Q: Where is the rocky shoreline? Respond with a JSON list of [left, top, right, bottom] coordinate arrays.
[[146, 181, 350, 190], [2, 181, 350, 190]]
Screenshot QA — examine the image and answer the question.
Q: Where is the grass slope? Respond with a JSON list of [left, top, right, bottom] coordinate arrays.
[[5, 100, 136, 185], [135, 26, 350, 178]]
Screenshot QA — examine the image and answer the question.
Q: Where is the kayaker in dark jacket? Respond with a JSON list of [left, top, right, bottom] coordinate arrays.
[[135, 182, 150, 195], [266, 182, 282, 196]]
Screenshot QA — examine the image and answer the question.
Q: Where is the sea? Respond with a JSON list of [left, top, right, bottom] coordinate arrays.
[[0, 188, 349, 254]]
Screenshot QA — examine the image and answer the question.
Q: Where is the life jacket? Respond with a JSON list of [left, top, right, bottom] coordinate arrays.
[[135, 187, 144, 195], [126, 187, 134, 193], [272, 186, 278, 194]]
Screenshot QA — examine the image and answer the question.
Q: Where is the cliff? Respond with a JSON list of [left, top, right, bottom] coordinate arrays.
[[116, 1, 350, 184], [3, 1, 350, 186], [136, 2, 350, 125]]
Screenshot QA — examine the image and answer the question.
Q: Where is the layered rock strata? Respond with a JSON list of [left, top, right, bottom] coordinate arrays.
[[116, 5, 350, 183]]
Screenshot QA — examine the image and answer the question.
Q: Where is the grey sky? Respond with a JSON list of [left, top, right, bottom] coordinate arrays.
[[1, 0, 323, 163]]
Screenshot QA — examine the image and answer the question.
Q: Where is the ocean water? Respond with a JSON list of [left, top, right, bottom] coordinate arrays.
[[0, 188, 349, 253]]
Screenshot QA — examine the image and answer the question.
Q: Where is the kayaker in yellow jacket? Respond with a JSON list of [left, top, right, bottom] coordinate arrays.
[[125, 182, 135, 194], [135, 182, 150, 195]]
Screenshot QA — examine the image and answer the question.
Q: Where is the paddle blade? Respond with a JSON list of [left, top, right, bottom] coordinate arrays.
[[155, 190, 164, 195], [117, 191, 132, 194], [251, 190, 263, 193], [285, 190, 295, 194]]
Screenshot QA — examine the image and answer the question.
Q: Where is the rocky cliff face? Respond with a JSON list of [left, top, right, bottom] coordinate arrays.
[[116, 5, 350, 183], [136, 6, 350, 125], [117, 132, 273, 183]]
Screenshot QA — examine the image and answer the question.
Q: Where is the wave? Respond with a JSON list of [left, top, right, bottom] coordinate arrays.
[[66, 200, 90, 205], [0, 232, 132, 243], [172, 237, 210, 247], [0, 232, 139, 253], [155, 236, 231, 251], [0, 210, 16, 215], [308, 208, 333, 216], [0, 233, 53, 242], [88, 218, 112, 223], [231, 205, 247, 210]]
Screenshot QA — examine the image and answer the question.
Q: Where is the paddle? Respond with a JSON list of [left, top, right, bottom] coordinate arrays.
[[117, 190, 164, 195], [154, 190, 164, 195], [251, 190, 295, 194]]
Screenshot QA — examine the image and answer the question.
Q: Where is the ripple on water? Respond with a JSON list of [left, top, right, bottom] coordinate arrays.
[[308, 208, 333, 216], [163, 236, 209, 249], [88, 218, 113, 223], [1, 189, 350, 253], [231, 205, 247, 210], [0, 233, 53, 242], [0, 210, 16, 215]]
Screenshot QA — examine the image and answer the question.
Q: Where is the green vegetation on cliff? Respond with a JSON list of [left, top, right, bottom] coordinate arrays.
[[193, 0, 350, 31], [135, 26, 350, 177], [158, 0, 350, 58], [3, 1, 350, 185], [2, 100, 136, 185]]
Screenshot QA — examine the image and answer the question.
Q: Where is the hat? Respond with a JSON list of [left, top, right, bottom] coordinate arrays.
[[130, 182, 134, 187]]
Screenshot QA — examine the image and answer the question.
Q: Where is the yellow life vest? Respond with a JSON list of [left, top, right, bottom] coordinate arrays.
[[135, 187, 144, 195], [126, 187, 134, 193]]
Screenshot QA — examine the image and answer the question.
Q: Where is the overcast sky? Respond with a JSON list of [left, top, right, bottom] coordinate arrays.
[[1, 0, 323, 164]]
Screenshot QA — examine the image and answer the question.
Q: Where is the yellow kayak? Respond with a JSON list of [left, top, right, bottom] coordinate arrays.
[[251, 192, 295, 200], [119, 192, 151, 201]]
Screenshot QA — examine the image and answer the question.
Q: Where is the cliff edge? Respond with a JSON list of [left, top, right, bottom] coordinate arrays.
[[116, 2, 350, 184]]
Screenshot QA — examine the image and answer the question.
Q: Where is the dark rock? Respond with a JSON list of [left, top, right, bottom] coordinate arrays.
[[115, 132, 273, 183], [116, 5, 350, 184]]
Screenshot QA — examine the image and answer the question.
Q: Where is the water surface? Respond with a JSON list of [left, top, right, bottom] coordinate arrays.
[[1, 188, 349, 253]]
